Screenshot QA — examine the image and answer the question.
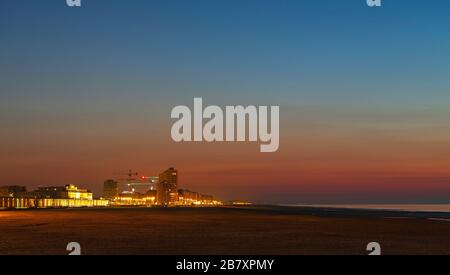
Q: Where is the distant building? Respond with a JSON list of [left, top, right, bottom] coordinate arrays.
[[146, 189, 157, 198], [201, 194, 214, 203], [0, 168, 221, 209], [113, 192, 156, 206], [177, 189, 220, 206], [0, 186, 37, 208], [103, 179, 119, 200], [35, 184, 93, 200], [178, 189, 198, 203], [157, 167, 178, 206], [0, 184, 108, 209], [0, 186, 27, 198]]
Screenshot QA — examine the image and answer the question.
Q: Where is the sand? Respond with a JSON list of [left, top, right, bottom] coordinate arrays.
[[0, 206, 449, 255]]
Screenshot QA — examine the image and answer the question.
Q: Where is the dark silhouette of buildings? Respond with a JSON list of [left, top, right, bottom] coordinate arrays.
[[103, 179, 119, 200]]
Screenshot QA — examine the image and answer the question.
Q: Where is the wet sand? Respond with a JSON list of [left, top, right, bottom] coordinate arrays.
[[0, 206, 450, 255]]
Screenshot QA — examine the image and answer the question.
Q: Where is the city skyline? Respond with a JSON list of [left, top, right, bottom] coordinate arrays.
[[1, 0, 450, 204], [0, 166, 223, 209]]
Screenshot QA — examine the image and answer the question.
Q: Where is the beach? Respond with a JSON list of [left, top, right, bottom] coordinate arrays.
[[0, 206, 450, 255]]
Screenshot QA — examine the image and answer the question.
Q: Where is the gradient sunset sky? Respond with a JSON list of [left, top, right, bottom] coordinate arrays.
[[1, 0, 450, 203]]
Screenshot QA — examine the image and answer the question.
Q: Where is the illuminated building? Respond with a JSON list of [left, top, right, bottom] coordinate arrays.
[[0, 197, 37, 209], [103, 179, 119, 200], [0, 185, 108, 209], [178, 189, 199, 205], [178, 189, 222, 206], [0, 168, 222, 209], [157, 167, 179, 206], [201, 194, 214, 204], [112, 192, 156, 206], [106, 167, 221, 207], [36, 198, 108, 208], [35, 184, 93, 200]]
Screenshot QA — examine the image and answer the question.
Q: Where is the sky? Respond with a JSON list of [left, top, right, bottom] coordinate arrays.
[[1, 0, 450, 204]]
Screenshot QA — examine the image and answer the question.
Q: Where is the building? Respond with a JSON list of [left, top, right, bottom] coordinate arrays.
[[0, 185, 108, 209], [0, 186, 27, 197], [200, 194, 214, 204], [178, 189, 221, 206], [0, 197, 37, 209], [0, 168, 221, 209], [178, 189, 199, 205], [103, 179, 119, 200], [34, 184, 93, 200], [35, 197, 108, 208], [0, 186, 37, 208], [157, 167, 178, 206], [146, 189, 157, 198], [112, 192, 156, 206]]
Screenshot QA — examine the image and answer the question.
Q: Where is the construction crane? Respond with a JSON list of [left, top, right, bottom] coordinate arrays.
[[113, 170, 158, 193], [113, 169, 139, 193]]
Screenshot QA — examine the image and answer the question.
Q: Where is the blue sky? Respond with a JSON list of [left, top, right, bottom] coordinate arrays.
[[2, 0, 450, 108]]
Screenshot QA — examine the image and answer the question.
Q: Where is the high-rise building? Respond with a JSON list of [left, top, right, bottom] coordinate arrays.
[[157, 167, 178, 206], [103, 179, 118, 200]]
